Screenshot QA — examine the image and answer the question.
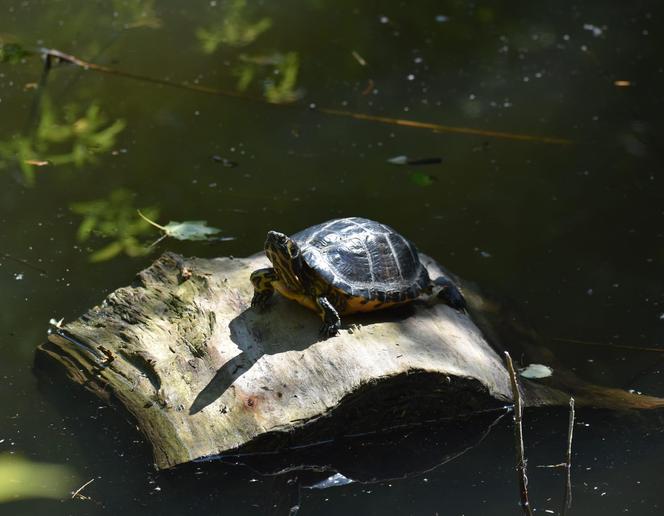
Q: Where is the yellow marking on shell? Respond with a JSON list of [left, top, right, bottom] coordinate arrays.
[[342, 296, 405, 315]]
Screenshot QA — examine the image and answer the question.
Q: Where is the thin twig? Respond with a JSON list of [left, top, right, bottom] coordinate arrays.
[[551, 336, 663, 354], [1, 252, 48, 276], [504, 351, 534, 516], [71, 477, 94, 500], [562, 397, 575, 515], [34, 46, 572, 145]]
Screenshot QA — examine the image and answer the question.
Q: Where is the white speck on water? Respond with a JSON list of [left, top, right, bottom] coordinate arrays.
[[587, 288, 593, 295], [435, 15, 449, 23], [563, 34, 570, 41], [379, 15, 389, 24], [469, 93, 476, 100], [581, 45, 588, 52], [14, 273, 23, 280], [659, 313, 664, 320], [583, 23, 605, 37], [407, 74, 415, 80], [414, 57, 423, 64]]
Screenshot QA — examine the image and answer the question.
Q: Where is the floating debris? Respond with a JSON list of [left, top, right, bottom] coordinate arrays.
[[519, 364, 553, 379], [306, 473, 354, 490], [351, 50, 367, 66], [138, 210, 224, 246], [387, 155, 443, 166], [212, 155, 238, 167]]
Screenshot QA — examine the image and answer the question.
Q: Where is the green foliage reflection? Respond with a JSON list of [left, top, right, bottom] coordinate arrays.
[[235, 52, 303, 103], [0, 42, 32, 64], [111, 0, 162, 29], [70, 189, 159, 262], [0, 454, 77, 503], [0, 97, 125, 185], [196, 0, 272, 52]]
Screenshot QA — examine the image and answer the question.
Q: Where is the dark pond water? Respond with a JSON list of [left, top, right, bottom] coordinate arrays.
[[1, 0, 663, 514]]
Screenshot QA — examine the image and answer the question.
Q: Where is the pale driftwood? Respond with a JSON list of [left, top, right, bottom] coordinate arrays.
[[35, 252, 663, 470]]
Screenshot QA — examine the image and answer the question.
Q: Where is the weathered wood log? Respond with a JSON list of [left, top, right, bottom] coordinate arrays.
[[35, 252, 664, 469]]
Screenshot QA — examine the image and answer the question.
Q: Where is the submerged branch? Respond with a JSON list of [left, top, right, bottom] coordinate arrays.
[[35, 47, 571, 145]]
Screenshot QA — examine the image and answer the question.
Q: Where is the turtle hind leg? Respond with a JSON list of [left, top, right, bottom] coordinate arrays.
[[315, 296, 341, 338], [433, 276, 467, 311], [250, 267, 278, 309]]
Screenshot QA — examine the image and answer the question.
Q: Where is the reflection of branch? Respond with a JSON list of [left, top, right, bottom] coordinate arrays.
[[37, 47, 572, 145], [562, 397, 575, 515], [504, 351, 534, 516]]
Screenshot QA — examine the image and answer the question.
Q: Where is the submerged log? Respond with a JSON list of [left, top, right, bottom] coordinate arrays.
[[35, 252, 664, 469]]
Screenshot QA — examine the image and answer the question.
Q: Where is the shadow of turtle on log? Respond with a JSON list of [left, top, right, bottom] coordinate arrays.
[[189, 298, 422, 416]]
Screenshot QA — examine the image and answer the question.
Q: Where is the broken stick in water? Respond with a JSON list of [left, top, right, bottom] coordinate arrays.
[[504, 351, 534, 516]]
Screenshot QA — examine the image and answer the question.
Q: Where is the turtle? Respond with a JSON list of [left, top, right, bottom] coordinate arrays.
[[250, 217, 466, 337]]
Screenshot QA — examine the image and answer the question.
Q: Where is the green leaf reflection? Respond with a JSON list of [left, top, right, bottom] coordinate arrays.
[[0, 97, 126, 185], [111, 0, 162, 29], [70, 189, 158, 262], [234, 52, 303, 104], [0, 454, 77, 503], [196, 0, 272, 52]]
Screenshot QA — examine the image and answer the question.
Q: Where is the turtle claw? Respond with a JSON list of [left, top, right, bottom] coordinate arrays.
[[320, 321, 341, 338], [251, 292, 271, 310], [434, 277, 467, 311]]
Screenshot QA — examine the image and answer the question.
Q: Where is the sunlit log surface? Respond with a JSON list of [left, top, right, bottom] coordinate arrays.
[[35, 252, 664, 469]]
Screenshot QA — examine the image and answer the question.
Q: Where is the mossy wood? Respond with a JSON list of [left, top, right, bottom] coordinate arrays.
[[36, 253, 664, 469]]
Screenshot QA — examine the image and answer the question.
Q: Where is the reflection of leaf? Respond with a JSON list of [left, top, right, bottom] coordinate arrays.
[[0, 97, 125, 186], [264, 52, 303, 104], [138, 211, 223, 243], [234, 52, 303, 104], [70, 189, 158, 262], [111, 0, 162, 29], [0, 42, 32, 64], [0, 454, 77, 503], [196, 0, 272, 53]]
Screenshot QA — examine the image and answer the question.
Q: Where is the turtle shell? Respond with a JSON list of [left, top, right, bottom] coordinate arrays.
[[292, 217, 431, 303]]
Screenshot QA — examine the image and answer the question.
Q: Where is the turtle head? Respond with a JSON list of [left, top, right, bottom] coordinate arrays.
[[265, 231, 306, 291]]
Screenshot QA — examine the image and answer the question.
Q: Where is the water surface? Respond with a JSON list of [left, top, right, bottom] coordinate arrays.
[[1, 1, 663, 514]]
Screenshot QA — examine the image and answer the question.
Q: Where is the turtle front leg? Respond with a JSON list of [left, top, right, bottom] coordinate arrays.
[[315, 296, 341, 338], [250, 268, 278, 309], [433, 276, 467, 311]]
